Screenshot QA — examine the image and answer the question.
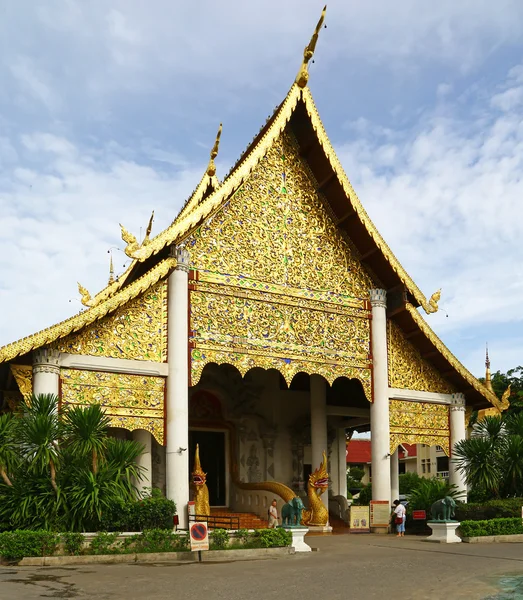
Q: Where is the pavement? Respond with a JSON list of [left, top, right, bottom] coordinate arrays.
[[1, 533, 523, 600]]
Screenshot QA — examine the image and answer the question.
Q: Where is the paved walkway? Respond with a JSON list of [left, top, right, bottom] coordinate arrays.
[[1, 534, 523, 599]]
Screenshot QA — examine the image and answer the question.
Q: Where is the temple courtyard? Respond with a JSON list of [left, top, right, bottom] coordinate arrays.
[[1, 534, 522, 600]]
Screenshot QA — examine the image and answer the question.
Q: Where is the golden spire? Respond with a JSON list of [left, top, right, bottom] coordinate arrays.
[[143, 211, 154, 246], [295, 5, 327, 88], [108, 253, 115, 285], [485, 344, 494, 393], [194, 443, 202, 471], [206, 124, 223, 177]]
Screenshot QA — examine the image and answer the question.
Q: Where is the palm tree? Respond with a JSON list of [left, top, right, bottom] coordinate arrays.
[[0, 413, 17, 486], [62, 404, 111, 474]]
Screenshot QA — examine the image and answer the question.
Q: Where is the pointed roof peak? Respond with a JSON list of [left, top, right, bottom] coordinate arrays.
[[206, 123, 223, 177], [295, 5, 327, 88], [485, 342, 494, 392], [108, 253, 115, 285]]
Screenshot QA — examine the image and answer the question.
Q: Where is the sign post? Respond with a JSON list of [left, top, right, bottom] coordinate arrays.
[[189, 521, 209, 556], [370, 500, 391, 529], [349, 505, 370, 533]]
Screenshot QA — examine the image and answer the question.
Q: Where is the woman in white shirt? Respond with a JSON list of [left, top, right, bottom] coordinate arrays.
[[392, 499, 406, 537]]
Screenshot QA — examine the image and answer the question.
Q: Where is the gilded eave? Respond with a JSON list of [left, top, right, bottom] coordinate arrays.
[[0, 257, 176, 364], [404, 303, 498, 407]]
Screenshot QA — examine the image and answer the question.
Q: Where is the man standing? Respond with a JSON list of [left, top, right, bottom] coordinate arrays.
[[268, 499, 279, 528]]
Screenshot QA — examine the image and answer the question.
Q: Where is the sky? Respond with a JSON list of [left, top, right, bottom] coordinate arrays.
[[1, 0, 522, 380]]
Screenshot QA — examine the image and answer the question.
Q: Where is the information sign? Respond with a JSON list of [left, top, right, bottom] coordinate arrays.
[[190, 521, 209, 552], [370, 500, 390, 527], [349, 505, 370, 533], [412, 510, 426, 521]]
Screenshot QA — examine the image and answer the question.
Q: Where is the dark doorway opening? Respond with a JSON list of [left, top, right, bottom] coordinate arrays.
[[189, 430, 226, 506]]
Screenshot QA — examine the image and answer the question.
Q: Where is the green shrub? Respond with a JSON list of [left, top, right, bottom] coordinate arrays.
[[407, 478, 458, 514], [0, 530, 60, 561], [353, 484, 371, 505], [88, 532, 121, 555], [460, 518, 523, 538], [399, 472, 423, 495], [251, 528, 291, 548], [455, 498, 523, 521], [210, 528, 229, 550], [128, 529, 189, 553], [132, 492, 176, 530], [62, 532, 84, 556]]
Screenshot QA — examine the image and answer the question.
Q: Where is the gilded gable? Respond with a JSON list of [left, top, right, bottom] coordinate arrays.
[[186, 130, 374, 298], [54, 280, 168, 362], [387, 320, 455, 394]]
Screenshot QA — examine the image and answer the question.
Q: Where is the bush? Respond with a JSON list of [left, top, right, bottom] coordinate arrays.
[[62, 532, 84, 556], [455, 498, 523, 522], [353, 484, 372, 505], [407, 478, 458, 514], [88, 532, 121, 555], [460, 518, 523, 538], [210, 528, 229, 550], [399, 472, 423, 495], [0, 530, 60, 561], [99, 490, 176, 532], [251, 528, 291, 548], [125, 529, 189, 554]]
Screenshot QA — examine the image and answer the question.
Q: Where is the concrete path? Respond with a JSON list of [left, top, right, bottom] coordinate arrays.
[[1, 534, 523, 599]]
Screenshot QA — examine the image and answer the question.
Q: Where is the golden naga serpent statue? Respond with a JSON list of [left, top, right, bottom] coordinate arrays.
[[232, 450, 330, 527], [192, 444, 211, 518]]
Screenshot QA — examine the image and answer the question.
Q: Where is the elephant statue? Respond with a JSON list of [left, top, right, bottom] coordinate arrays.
[[281, 496, 305, 526], [430, 496, 457, 521]]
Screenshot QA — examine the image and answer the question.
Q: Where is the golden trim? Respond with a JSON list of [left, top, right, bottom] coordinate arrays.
[[405, 303, 498, 406], [0, 258, 176, 364], [10, 364, 33, 400]]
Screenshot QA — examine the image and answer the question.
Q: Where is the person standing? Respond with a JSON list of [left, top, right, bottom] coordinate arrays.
[[392, 499, 406, 537], [268, 499, 279, 528]]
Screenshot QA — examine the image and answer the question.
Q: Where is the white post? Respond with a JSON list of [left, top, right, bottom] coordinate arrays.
[[338, 429, 348, 498], [133, 429, 153, 496], [32, 348, 60, 397], [310, 374, 328, 509], [166, 245, 190, 528], [370, 289, 391, 513], [449, 393, 467, 503], [390, 447, 399, 504]]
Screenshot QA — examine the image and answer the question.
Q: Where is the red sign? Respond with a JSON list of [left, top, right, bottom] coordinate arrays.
[[412, 510, 427, 520], [189, 521, 209, 551]]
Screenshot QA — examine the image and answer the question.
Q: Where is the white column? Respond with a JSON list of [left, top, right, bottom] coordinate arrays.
[[369, 289, 391, 506], [310, 374, 328, 509], [32, 348, 60, 397], [166, 246, 190, 528], [390, 448, 399, 504], [449, 393, 467, 503], [133, 429, 153, 496], [338, 429, 348, 498]]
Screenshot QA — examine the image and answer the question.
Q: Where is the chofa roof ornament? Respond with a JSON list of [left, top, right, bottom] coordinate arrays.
[[295, 5, 327, 89]]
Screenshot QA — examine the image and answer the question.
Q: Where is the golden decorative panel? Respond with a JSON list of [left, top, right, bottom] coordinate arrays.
[[61, 368, 165, 445], [389, 399, 450, 456], [388, 320, 455, 394], [55, 281, 168, 363], [186, 131, 374, 299], [10, 364, 32, 400]]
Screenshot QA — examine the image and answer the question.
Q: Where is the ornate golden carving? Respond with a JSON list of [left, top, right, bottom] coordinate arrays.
[[192, 444, 210, 518], [388, 320, 455, 394], [295, 5, 327, 88], [389, 400, 450, 456], [10, 364, 32, 400], [78, 282, 94, 307], [54, 280, 168, 363], [61, 368, 165, 445], [301, 450, 329, 526], [404, 303, 499, 406], [206, 124, 222, 177], [0, 258, 175, 364], [426, 289, 441, 314]]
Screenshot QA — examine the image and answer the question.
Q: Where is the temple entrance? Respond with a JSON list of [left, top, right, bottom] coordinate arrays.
[[189, 430, 227, 506]]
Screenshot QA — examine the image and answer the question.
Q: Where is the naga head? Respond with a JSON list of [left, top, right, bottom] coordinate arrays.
[[309, 450, 329, 493], [192, 444, 207, 486]]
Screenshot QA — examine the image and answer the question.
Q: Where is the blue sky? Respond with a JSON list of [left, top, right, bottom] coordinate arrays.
[[1, 0, 522, 379]]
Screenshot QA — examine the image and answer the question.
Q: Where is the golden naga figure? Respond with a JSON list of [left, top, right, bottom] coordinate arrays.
[[77, 282, 94, 307], [206, 124, 222, 178], [192, 444, 210, 518], [120, 211, 155, 259], [424, 289, 441, 314], [295, 5, 327, 88], [232, 466, 297, 503], [301, 450, 329, 526]]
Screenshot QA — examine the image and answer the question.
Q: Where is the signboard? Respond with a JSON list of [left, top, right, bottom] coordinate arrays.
[[189, 522, 209, 552], [412, 510, 427, 521], [370, 500, 390, 528], [349, 505, 370, 533], [188, 501, 195, 518]]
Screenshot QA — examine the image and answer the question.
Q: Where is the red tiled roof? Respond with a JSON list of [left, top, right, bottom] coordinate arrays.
[[346, 439, 371, 464], [399, 444, 417, 458]]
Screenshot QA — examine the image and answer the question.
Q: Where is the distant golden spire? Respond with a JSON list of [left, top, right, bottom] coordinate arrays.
[[485, 344, 494, 393], [108, 253, 115, 285], [296, 5, 327, 88], [206, 124, 222, 177]]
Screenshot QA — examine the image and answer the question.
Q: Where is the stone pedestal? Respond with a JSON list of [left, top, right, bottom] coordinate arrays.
[[426, 521, 462, 544], [307, 525, 333, 534], [284, 527, 311, 552]]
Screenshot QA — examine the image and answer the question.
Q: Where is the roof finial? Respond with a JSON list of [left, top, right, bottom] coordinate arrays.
[[206, 124, 223, 177], [296, 5, 327, 88], [143, 211, 154, 246], [485, 343, 494, 392], [108, 252, 115, 285]]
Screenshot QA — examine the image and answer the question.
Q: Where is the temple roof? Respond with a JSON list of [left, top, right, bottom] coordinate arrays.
[[0, 7, 499, 410]]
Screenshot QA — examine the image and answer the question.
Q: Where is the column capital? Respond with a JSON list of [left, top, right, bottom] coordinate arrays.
[[33, 347, 60, 375], [170, 245, 190, 272], [369, 289, 387, 309], [450, 393, 466, 411]]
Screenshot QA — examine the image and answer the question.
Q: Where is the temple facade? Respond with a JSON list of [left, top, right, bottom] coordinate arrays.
[[0, 9, 498, 530]]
